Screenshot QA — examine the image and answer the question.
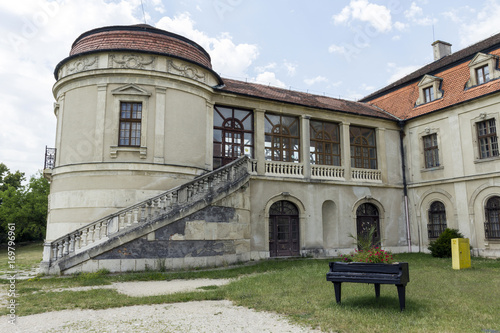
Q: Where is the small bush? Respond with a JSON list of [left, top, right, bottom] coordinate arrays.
[[340, 247, 394, 263], [428, 228, 464, 258]]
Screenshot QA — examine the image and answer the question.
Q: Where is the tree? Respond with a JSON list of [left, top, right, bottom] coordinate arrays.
[[0, 165, 49, 243]]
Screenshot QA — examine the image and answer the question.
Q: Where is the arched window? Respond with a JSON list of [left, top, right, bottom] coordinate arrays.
[[356, 203, 380, 248], [485, 196, 500, 239], [428, 201, 447, 239], [269, 200, 300, 257]]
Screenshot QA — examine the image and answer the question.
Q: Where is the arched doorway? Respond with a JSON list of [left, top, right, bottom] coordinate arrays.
[[269, 200, 300, 257], [356, 203, 380, 248]]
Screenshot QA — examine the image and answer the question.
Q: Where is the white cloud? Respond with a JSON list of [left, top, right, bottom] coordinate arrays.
[[252, 72, 286, 88], [304, 76, 328, 86], [404, 2, 435, 26], [386, 63, 421, 83], [283, 60, 297, 76], [156, 13, 259, 78], [456, 0, 500, 46], [0, 0, 142, 177], [255, 63, 277, 73], [394, 21, 407, 31], [333, 0, 393, 33], [328, 44, 347, 55]]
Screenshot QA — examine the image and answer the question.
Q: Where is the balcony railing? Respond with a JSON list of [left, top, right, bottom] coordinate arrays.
[[351, 168, 382, 182], [311, 164, 345, 180], [44, 146, 56, 169], [265, 161, 303, 177]]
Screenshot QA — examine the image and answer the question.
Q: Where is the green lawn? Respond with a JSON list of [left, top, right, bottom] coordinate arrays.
[[0, 241, 43, 272], [1, 244, 499, 333]]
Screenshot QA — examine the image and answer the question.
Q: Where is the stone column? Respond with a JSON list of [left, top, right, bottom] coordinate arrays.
[[254, 109, 266, 175], [341, 122, 351, 181], [205, 101, 215, 170], [94, 84, 108, 162], [154, 87, 167, 164], [376, 127, 386, 183], [301, 115, 311, 178]]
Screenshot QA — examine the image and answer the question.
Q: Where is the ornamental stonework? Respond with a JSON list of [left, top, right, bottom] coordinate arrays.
[[60, 56, 99, 78], [109, 54, 156, 70], [167, 60, 206, 82]]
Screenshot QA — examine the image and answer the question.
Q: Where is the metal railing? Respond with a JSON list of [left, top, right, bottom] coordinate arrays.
[[44, 146, 56, 169]]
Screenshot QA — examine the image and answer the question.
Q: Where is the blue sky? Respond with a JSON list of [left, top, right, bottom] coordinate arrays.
[[1, 0, 500, 178]]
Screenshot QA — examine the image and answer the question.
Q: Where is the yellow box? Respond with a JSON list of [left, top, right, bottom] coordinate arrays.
[[451, 238, 471, 270]]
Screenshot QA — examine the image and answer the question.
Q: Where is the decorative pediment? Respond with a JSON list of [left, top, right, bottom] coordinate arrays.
[[111, 84, 152, 96], [418, 74, 442, 87], [468, 52, 497, 68]]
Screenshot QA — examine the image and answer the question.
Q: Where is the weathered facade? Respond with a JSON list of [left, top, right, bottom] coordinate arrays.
[[41, 24, 500, 274]]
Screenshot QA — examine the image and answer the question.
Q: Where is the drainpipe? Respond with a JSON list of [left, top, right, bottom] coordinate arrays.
[[399, 120, 412, 252]]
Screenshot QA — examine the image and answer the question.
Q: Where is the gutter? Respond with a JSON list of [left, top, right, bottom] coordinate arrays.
[[399, 120, 412, 252]]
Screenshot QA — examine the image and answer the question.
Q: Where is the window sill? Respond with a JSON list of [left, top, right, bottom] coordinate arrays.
[[110, 146, 147, 159], [420, 165, 444, 173], [474, 155, 500, 164]]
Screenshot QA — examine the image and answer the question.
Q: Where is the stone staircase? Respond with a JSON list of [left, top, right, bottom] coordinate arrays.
[[40, 156, 251, 275]]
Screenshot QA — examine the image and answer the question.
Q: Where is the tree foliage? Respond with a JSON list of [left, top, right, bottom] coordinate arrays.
[[0, 163, 49, 243], [428, 228, 465, 258]]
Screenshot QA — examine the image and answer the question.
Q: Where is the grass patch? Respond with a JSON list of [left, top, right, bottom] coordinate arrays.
[[2, 253, 500, 332], [0, 242, 43, 272]]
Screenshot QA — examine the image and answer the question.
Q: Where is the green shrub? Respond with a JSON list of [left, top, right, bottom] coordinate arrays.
[[428, 228, 464, 257]]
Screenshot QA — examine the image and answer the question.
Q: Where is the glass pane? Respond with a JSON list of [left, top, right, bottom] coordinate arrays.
[[216, 106, 232, 119], [244, 133, 253, 146], [213, 129, 222, 142], [214, 110, 224, 127]]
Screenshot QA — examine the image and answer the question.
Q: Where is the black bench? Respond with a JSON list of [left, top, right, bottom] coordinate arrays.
[[326, 262, 409, 311]]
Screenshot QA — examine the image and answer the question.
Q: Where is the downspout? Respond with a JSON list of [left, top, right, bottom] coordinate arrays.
[[399, 120, 412, 252]]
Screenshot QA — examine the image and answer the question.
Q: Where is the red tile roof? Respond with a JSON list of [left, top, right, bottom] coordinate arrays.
[[361, 33, 500, 120], [55, 25, 214, 80], [217, 78, 398, 120]]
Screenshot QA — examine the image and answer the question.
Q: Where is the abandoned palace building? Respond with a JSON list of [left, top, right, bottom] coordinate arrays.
[[41, 24, 500, 274]]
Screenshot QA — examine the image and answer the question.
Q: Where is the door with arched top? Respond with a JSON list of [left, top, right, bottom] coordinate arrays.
[[269, 200, 300, 257], [356, 203, 380, 248]]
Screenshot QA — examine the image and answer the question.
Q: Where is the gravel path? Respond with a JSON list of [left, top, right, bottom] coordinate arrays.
[[1, 279, 323, 333]]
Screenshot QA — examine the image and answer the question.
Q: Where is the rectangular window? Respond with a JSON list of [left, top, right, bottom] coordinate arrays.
[[350, 126, 377, 169], [310, 120, 341, 166], [477, 119, 499, 159], [265, 114, 300, 162], [213, 106, 254, 168], [423, 133, 439, 168], [119, 102, 142, 146], [476, 65, 490, 85], [423, 86, 434, 103]]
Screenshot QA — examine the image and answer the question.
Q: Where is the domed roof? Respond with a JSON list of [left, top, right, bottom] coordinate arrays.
[[70, 24, 212, 68], [54, 24, 218, 80]]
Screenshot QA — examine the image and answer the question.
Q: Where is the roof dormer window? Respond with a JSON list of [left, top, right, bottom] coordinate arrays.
[[466, 53, 499, 88], [476, 65, 490, 85], [416, 75, 442, 106]]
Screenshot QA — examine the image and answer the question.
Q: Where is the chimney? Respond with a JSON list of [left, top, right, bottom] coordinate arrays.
[[432, 40, 452, 61]]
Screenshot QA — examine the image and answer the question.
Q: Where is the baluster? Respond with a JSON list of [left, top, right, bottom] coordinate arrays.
[[69, 234, 75, 253], [133, 208, 139, 224], [81, 229, 88, 247], [57, 242, 63, 259], [75, 233, 81, 251], [88, 226, 94, 244], [52, 244, 57, 260], [172, 192, 178, 204], [126, 211, 132, 227], [119, 213, 125, 230], [160, 195, 166, 212], [102, 220, 108, 237], [140, 204, 147, 222], [63, 237, 69, 255], [95, 223, 101, 240]]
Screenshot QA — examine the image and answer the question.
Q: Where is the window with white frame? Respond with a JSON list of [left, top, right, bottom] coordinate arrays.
[[477, 118, 499, 159], [423, 133, 440, 168], [466, 53, 500, 88], [416, 75, 443, 106]]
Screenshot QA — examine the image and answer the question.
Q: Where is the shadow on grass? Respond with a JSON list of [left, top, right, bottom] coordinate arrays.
[[328, 295, 429, 313]]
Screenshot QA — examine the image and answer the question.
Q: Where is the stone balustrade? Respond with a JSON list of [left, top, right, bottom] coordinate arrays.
[[265, 161, 304, 177], [311, 165, 345, 179], [351, 168, 382, 181], [44, 156, 250, 264]]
